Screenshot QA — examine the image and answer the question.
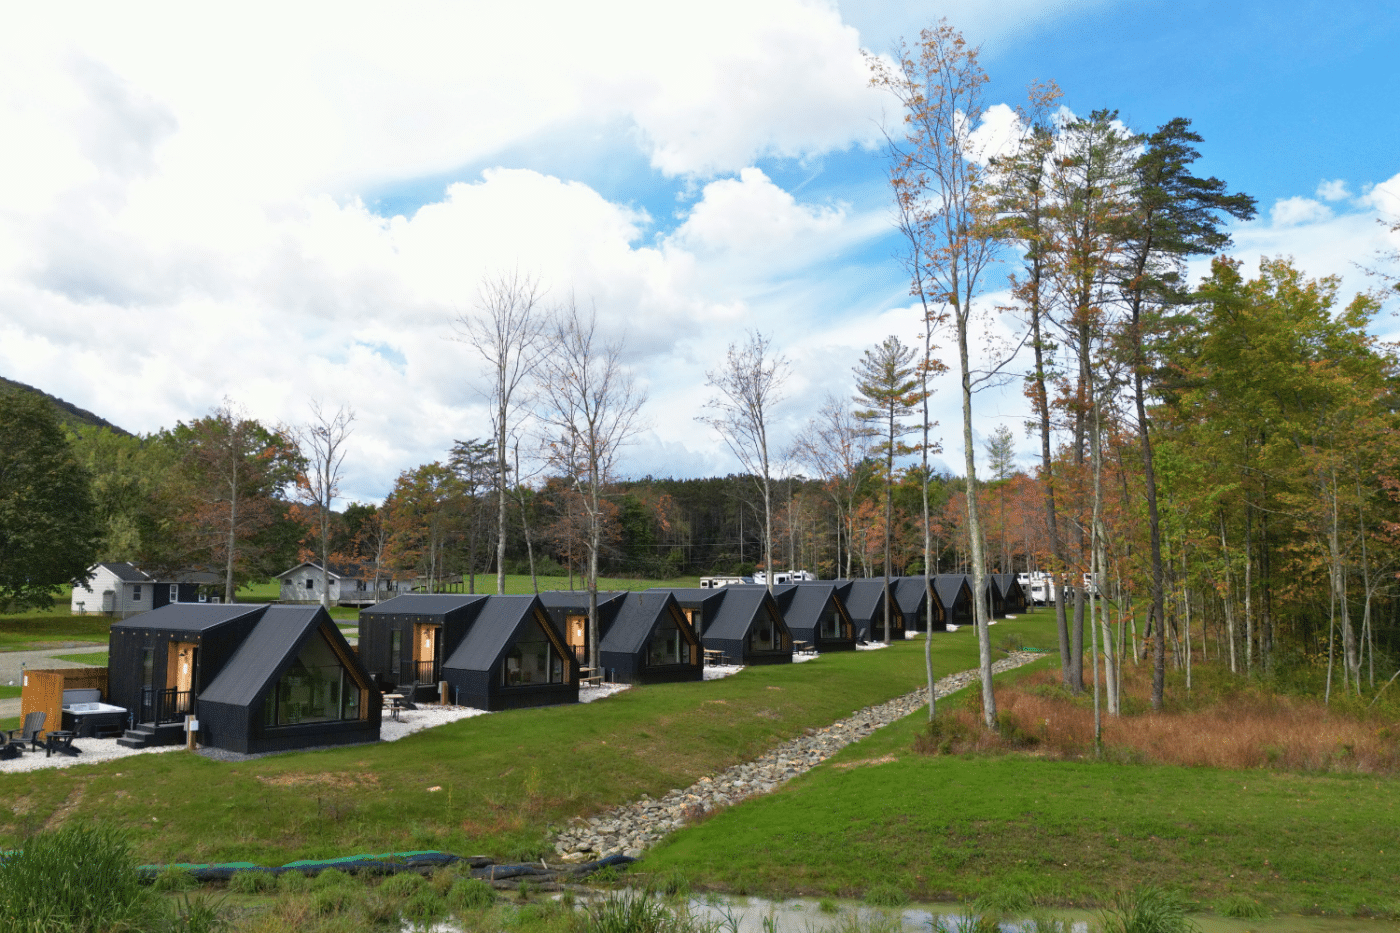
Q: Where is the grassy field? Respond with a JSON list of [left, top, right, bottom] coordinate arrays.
[[0, 685, 19, 700], [50, 652, 108, 666], [0, 613, 111, 651], [638, 661, 1400, 918], [0, 616, 1051, 867]]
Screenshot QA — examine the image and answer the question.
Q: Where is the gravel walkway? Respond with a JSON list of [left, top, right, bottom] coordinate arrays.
[[552, 650, 1046, 860]]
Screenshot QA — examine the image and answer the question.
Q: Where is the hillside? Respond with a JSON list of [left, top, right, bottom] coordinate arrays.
[[0, 375, 130, 436]]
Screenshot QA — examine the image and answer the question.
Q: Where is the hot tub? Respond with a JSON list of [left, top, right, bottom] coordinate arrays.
[[61, 689, 128, 738]]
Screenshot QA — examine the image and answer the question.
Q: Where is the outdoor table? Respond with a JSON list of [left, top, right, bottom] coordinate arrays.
[[579, 667, 603, 686], [44, 731, 81, 758], [384, 694, 405, 722]]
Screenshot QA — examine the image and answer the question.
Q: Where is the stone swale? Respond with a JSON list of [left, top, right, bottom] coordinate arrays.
[[552, 650, 1044, 860]]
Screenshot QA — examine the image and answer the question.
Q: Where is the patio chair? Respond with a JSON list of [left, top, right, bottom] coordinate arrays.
[[4, 711, 47, 754]]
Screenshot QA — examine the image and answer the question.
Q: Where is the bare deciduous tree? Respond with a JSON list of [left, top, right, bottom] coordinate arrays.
[[540, 298, 647, 672], [297, 401, 354, 610], [699, 332, 790, 592], [455, 269, 548, 595], [791, 393, 874, 579], [871, 21, 1004, 726]]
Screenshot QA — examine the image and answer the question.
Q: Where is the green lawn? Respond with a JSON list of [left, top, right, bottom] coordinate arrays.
[[638, 660, 1400, 918], [0, 685, 20, 700], [0, 614, 112, 651], [0, 616, 1052, 869], [50, 652, 108, 666]]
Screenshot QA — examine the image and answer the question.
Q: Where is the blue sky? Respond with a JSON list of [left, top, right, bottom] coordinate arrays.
[[0, 1, 1395, 504]]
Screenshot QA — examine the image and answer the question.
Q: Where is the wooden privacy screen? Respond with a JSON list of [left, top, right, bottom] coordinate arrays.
[[20, 668, 112, 741]]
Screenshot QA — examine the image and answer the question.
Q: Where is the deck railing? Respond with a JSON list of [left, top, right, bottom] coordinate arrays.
[[139, 687, 194, 725]]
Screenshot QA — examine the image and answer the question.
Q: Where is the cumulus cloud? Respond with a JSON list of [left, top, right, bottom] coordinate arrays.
[[1269, 196, 1333, 227], [1316, 179, 1351, 202]]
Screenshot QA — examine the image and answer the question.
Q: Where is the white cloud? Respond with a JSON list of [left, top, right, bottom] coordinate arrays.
[[1316, 179, 1351, 202], [1269, 196, 1333, 227]]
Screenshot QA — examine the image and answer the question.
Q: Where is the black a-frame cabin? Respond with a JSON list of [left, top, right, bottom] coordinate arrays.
[[773, 583, 856, 651], [893, 576, 951, 634], [659, 586, 793, 665], [990, 573, 1028, 614], [538, 590, 629, 667], [110, 603, 380, 753], [599, 591, 703, 684], [357, 594, 490, 698], [440, 595, 578, 710], [933, 574, 976, 627], [839, 579, 906, 642]]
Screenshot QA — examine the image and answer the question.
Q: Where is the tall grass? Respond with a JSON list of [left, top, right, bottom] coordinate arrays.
[[0, 824, 159, 933], [916, 664, 1400, 773], [1098, 887, 1197, 933]]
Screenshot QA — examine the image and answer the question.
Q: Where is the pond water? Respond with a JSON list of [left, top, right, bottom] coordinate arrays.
[[416, 891, 1398, 933]]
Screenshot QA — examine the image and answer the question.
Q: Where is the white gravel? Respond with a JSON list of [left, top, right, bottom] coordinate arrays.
[[703, 664, 744, 680]]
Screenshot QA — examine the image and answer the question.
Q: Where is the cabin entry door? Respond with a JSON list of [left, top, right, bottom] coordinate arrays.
[[413, 623, 441, 683], [566, 614, 587, 664], [165, 641, 198, 719]]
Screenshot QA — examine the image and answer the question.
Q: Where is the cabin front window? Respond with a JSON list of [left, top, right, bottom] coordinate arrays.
[[647, 617, 686, 666], [132, 584, 142, 602], [389, 630, 402, 674], [263, 632, 362, 727], [819, 607, 841, 639], [504, 619, 564, 686], [749, 618, 776, 652]]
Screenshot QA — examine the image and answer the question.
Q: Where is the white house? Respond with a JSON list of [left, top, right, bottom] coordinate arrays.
[[71, 562, 208, 617], [276, 561, 407, 605]]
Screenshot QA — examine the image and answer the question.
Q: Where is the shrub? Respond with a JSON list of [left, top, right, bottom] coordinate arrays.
[[377, 870, 427, 899], [311, 885, 362, 916], [448, 878, 498, 914], [1099, 887, 1198, 933], [0, 824, 159, 933], [227, 869, 278, 894], [313, 867, 355, 889], [167, 892, 231, 933], [153, 864, 201, 892], [277, 870, 312, 895]]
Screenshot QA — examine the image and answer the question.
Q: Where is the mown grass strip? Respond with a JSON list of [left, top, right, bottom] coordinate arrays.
[[0, 614, 1055, 868], [0, 614, 112, 651], [638, 660, 1400, 918]]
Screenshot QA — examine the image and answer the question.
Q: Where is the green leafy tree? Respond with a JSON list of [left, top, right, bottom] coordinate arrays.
[[169, 400, 303, 600], [0, 391, 101, 610]]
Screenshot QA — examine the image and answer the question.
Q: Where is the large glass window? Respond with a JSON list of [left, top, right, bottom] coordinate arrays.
[[263, 632, 361, 727], [818, 606, 841, 639], [647, 617, 686, 667], [749, 617, 777, 652], [389, 630, 402, 673], [503, 618, 564, 686]]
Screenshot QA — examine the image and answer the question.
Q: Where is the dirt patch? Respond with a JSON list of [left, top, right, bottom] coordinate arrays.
[[255, 771, 381, 789], [832, 755, 899, 770], [43, 780, 88, 831]]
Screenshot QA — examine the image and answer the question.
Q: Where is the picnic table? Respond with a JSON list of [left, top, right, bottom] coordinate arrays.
[[793, 640, 815, 656], [579, 667, 603, 686], [383, 693, 405, 722], [702, 648, 725, 666]]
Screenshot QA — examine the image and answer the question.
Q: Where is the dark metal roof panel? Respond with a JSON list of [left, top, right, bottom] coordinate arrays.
[[702, 585, 772, 640], [599, 592, 679, 653], [442, 595, 540, 672], [893, 577, 931, 616], [841, 579, 890, 621], [198, 606, 326, 707], [359, 593, 490, 620], [933, 574, 971, 607], [110, 602, 267, 635], [769, 583, 833, 629]]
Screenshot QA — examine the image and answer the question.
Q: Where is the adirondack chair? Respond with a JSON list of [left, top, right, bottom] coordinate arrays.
[[4, 711, 46, 755]]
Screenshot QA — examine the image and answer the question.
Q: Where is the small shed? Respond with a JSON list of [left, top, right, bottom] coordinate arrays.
[[670, 585, 792, 665], [841, 579, 905, 643], [440, 595, 579, 711], [772, 583, 856, 651], [933, 575, 976, 628], [357, 594, 490, 696], [538, 591, 629, 667], [109, 603, 380, 752]]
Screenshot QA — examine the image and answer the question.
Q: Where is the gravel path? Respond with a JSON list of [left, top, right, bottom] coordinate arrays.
[[552, 650, 1046, 861]]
